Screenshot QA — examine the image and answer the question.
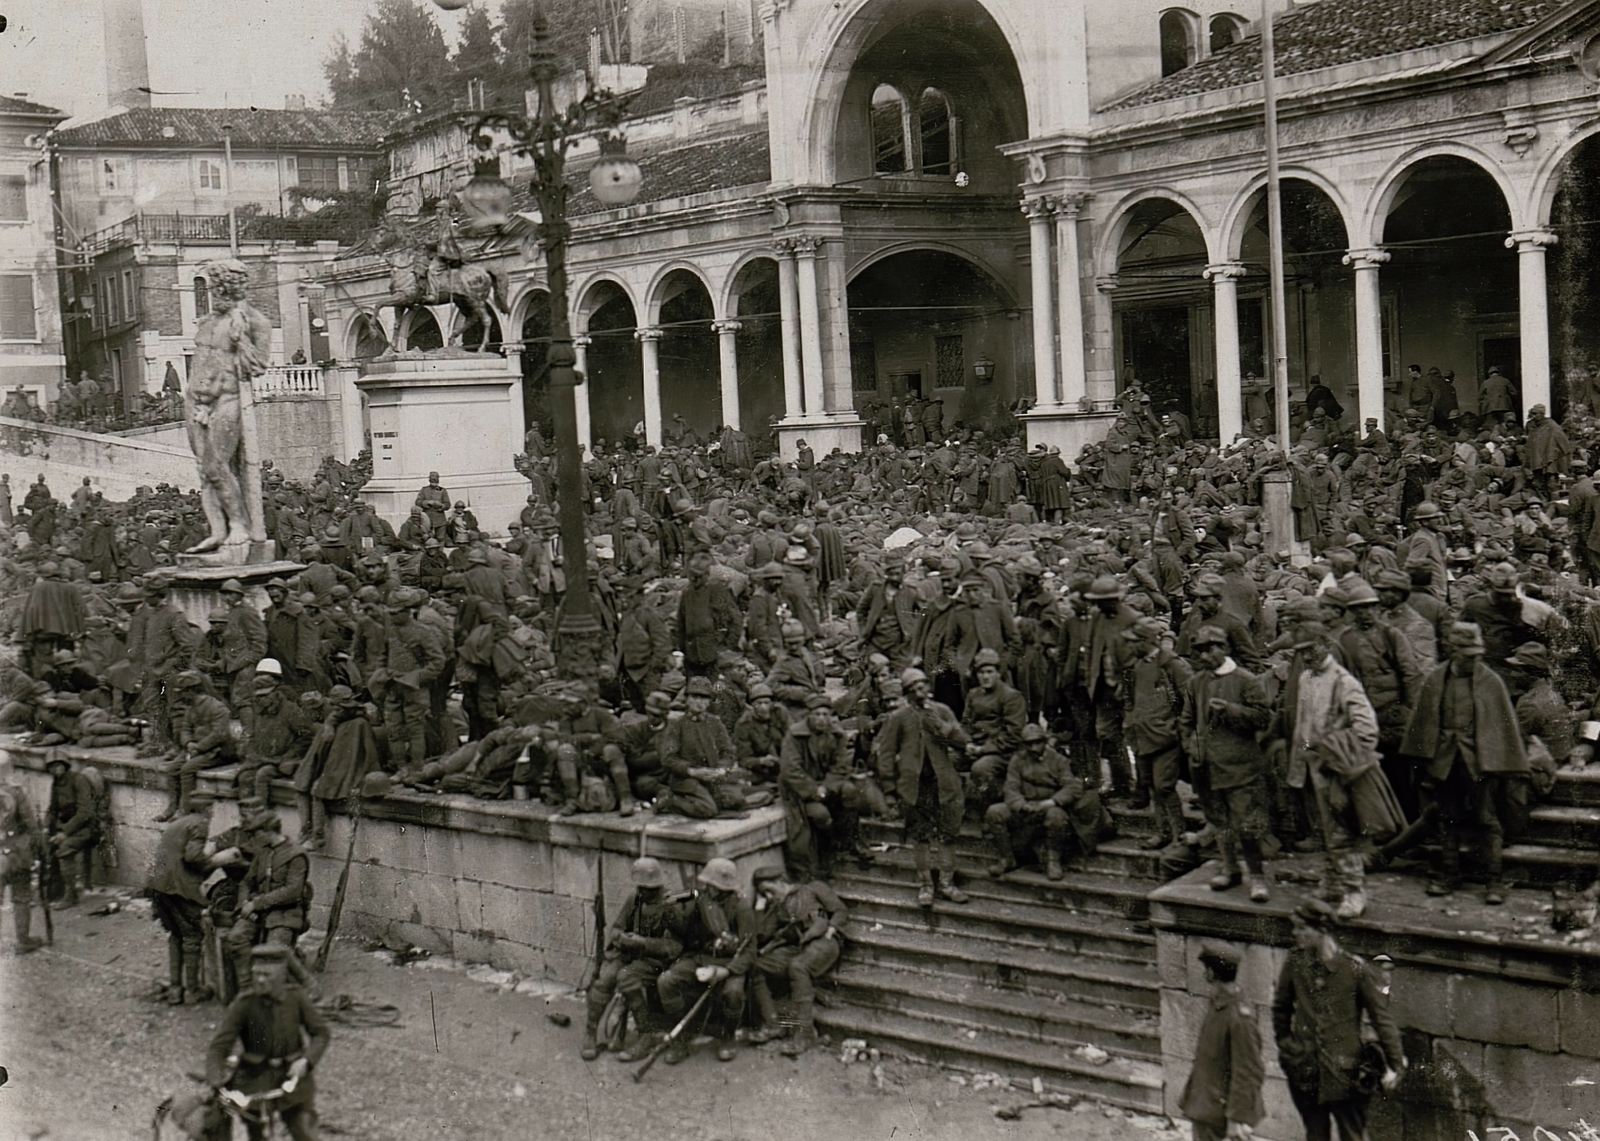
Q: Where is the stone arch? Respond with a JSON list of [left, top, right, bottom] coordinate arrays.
[[345, 311, 389, 359], [644, 261, 720, 325], [1095, 187, 1218, 277], [1530, 117, 1600, 228], [1360, 142, 1524, 245], [799, 0, 1031, 188], [397, 307, 442, 352], [1220, 169, 1355, 262], [572, 272, 639, 333], [508, 281, 550, 334], [1159, 8, 1201, 77], [849, 239, 1020, 307], [721, 250, 783, 319]]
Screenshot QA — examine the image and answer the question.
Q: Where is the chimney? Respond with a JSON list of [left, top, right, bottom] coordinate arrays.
[[103, 0, 152, 109], [285, 94, 307, 111]]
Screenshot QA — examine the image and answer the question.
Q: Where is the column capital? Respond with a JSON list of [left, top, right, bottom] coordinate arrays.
[[711, 319, 743, 335], [635, 327, 665, 343], [1341, 247, 1391, 269], [572, 334, 593, 348], [1506, 229, 1558, 252], [1020, 196, 1054, 221], [772, 236, 799, 257], [1052, 192, 1091, 219], [791, 235, 821, 257], [1095, 274, 1120, 294], [1203, 262, 1249, 282]]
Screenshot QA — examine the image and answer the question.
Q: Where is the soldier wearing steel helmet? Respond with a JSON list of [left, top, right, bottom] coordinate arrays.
[[655, 857, 756, 1065], [0, 752, 44, 953], [582, 856, 689, 1062]]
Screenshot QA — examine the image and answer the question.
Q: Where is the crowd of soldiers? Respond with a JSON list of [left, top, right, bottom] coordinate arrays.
[[3, 375, 1600, 1135]]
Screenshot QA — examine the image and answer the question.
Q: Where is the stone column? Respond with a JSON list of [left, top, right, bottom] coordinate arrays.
[[1507, 229, 1558, 416], [1204, 262, 1248, 443], [794, 237, 826, 417], [1091, 274, 1120, 406], [1055, 195, 1087, 408], [712, 319, 743, 430], [636, 327, 665, 446], [1341, 248, 1390, 432], [775, 239, 803, 418], [572, 334, 593, 451], [1023, 197, 1058, 405]]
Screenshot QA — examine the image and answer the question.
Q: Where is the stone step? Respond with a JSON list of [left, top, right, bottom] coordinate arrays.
[[858, 820, 1166, 880], [813, 1003, 1166, 1112], [1547, 769, 1600, 808], [835, 853, 1155, 920], [844, 913, 1162, 1011], [835, 881, 1158, 965], [1521, 804, 1600, 850], [830, 961, 1162, 1059], [1504, 842, 1600, 881]]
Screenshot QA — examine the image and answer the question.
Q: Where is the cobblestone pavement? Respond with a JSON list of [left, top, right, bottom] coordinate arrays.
[[0, 891, 1176, 1141]]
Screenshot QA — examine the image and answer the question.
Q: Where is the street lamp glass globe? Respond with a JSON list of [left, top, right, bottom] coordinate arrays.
[[432, 0, 473, 10], [589, 155, 643, 207]]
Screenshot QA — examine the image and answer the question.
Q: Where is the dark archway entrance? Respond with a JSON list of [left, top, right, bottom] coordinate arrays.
[[655, 270, 719, 443], [583, 283, 641, 449], [731, 258, 783, 449], [848, 248, 1017, 438], [403, 308, 443, 352], [1549, 137, 1600, 416], [519, 293, 551, 446]]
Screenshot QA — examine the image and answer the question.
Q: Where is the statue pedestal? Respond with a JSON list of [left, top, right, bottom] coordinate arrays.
[[774, 414, 866, 463], [1260, 469, 1312, 566], [165, 560, 306, 629], [1021, 406, 1120, 464], [356, 354, 526, 537]]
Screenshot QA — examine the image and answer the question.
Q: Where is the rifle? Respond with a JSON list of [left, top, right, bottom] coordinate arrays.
[[632, 933, 754, 1082], [36, 808, 54, 946], [577, 855, 606, 993], [313, 794, 362, 973]]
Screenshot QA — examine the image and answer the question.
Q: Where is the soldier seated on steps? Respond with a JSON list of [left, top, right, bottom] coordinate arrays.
[[984, 724, 1115, 882]]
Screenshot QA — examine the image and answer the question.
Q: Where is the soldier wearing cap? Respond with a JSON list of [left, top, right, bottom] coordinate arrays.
[[414, 470, 451, 539], [961, 646, 1029, 809], [747, 866, 850, 1055], [43, 750, 98, 908], [877, 666, 973, 906], [1177, 574, 1261, 674], [238, 661, 315, 802], [767, 619, 826, 719], [1400, 622, 1530, 902], [1062, 574, 1140, 798], [1273, 898, 1403, 1141], [743, 562, 788, 666], [655, 676, 733, 819], [1460, 562, 1539, 674], [603, 691, 673, 814], [222, 812, 311, 991], [614, 581, 671, 712], [777, 691, 873, 878], [1508, 641, 1573, 771], [134, 574, 195, 747], [376, 586, 446, 771], [1183, 625, 1272, 902], [985, 723, 1111, 881], [1337, 580, 1423, 820], [910, 558, 980, 718], [656, 857, 756, 1064], [156, 671, 238, 822], [263, 577, 317, 691], [1179, 942, 1264, 1141], [858, 554, 918, 666], [0, 753, 44, 953], [1374, 569, 1436, 671], [205, 942, 330, 1140], [1119, 615, 1195, 847], [582, 856, 688, 1061], [1400, 503, 1447, 598], [676, 550, 742, 680], [145, 790, 222, 1004], [732, 682, 789, 776]]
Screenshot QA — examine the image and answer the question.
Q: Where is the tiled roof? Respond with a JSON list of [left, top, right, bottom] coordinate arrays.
[[0, 94, 65, 118], [620, 62, 766, 117], [561, 128, 770, 216], [1104, 0, 1563, 111], [51, 107, 401, 150]]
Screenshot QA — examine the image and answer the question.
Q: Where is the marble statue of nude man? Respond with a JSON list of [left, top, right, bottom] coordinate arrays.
[[186, 258, 270, 553]]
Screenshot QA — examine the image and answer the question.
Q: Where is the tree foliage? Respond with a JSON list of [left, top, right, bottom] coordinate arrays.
[[323, 0, 453, 112]]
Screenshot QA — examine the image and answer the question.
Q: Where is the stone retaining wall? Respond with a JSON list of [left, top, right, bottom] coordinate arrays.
[[8, 739, 787, 983]]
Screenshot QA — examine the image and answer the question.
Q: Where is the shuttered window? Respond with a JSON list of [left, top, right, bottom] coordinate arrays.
[[0, 176, 26, 222], [0, 276, 38, 340]]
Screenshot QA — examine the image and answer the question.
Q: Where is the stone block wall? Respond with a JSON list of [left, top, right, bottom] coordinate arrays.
[[10, 741, 787, 985], [254, 394, 346, 484], [1152, 875, 1600, 1141]]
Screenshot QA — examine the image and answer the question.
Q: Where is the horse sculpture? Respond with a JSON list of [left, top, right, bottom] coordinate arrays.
[[376, 219, 509, 353]]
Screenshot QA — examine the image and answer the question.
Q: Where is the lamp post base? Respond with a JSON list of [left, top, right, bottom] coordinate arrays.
[[554, 613, 608, 685]]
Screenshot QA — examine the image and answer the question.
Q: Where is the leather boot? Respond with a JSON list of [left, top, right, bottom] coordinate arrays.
[[1484, 834, 1508, 905], [1427, 833, 1461, 896], [914, 843, 935, 907], [748, 975, 783, 1042], [182, 948, 207, 1004], [1335, 851, 1367, 919], [1156, 788, 1186, 847], [580, 1022, 601, 1060], [179, 770, 198, 816], [296, 793, 315, 842], [167, 937, 185, 1004], [1244, 857, 1270, 903], [838, 809, 872, 867], [309, 799, 328, 851], [612, 770, 637, 817], [1044, 842, 1064, 882], [13, 896, 41, 954], [1210, 833, 1241, 891], [934, 846, 968, 904], [781, 996, 816, 1056], [985, 825, 1017, 878], [153, 774, 183, 823]]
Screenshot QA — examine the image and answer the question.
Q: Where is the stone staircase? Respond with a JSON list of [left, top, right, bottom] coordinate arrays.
[[815, 807, 1170, 1111], [1505, 767, 1600, 883]]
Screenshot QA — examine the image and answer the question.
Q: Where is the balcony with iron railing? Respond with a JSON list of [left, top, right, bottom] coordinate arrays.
[[80, 210, 371, 254]]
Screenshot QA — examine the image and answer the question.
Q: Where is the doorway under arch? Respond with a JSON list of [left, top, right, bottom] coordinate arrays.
[[582, 283, 641, 449], [654, 269, 719, 443]]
